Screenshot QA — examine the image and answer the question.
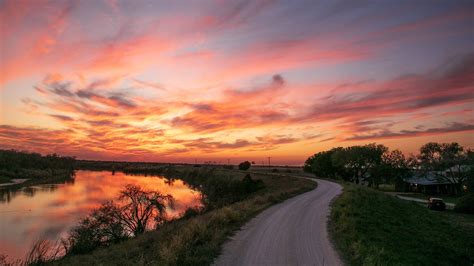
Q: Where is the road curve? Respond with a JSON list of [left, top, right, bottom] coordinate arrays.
[[214, 178, 343, 266]]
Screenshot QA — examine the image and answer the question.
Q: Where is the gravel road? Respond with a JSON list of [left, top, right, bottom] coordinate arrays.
[[214, 178, 343, 266]]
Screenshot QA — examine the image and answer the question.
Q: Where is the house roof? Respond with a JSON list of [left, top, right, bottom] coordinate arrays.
[[404, 176, 452, 185]]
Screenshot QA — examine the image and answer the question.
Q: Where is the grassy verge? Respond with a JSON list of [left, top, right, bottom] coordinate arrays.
[[52, 170, 316, 265], [330, 184, 474, 266], [376, 184, 395, 192]]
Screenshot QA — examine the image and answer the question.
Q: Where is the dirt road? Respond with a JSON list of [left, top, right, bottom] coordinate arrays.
[[214, 178, 343, 266]]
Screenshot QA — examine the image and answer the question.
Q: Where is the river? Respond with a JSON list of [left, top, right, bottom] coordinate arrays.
[[0, 170, 203, 260]]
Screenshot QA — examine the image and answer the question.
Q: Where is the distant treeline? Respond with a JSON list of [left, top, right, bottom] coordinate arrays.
[[0, 149, 75, 182], [75, 160, 169, 171]]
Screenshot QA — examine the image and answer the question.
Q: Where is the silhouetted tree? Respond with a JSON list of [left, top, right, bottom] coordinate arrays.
[[64, 185, 174, 255], [238, 161, 251, 170], [118, 184, 174, 235], [331, 144, 388, 185], [304, 148, 345, 178], [369, 149, 409, 189]]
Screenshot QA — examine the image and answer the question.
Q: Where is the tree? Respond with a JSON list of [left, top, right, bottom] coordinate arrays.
[[305, 148, 343, 178], [118, 184, 174, 235], [64, 185, 174, 255], [417, 142, 471, 195], [331, 144, 388, 185], [238, 161, 251, 170], [303, 155, 316, 173], [375, 149, 410, 190], [305, 144, 392, 185]]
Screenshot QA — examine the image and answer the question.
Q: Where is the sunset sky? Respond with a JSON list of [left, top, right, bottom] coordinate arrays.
[[0, 0, 473, 164]]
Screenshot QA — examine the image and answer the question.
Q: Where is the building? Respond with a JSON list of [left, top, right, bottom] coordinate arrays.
[[403, 172, 461, 195]]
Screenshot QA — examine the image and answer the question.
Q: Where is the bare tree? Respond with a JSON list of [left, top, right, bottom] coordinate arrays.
[[64, 184, 174, 255], [117, 184, 174, 235]]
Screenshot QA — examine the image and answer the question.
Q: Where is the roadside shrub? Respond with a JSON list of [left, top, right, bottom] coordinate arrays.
[[181, 207, 204, 219], [454, 193, 474, 214], [238, 161, 251, 170], [64, 202, 127, 254], [196, 172, 265, 209], [241, 174, 264, 194]]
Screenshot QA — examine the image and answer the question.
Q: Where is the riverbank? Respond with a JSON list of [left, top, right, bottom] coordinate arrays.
[[0, 179, 29, 187], [51, 168, 316, 265], [0, 150, 76, 189], [330, 184, 474, 265], [0, 170, 75, 190]]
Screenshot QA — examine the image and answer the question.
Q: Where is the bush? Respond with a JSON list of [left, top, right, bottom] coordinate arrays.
[[454, 193, 474, 214], [238, 161, 251, 170], [188, 171, 264, 209], [241, 174, 264, 194], [181, 207, 204, 219]]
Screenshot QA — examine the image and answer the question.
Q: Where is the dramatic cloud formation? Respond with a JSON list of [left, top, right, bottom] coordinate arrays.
[[1, 0, 473, 164]]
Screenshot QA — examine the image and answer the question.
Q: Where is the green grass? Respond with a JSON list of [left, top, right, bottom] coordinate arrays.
[[397, 193, 460, 204], [330, 184, 474, 266], [376, 184, 395, 192], [52, 170, 316, 265]]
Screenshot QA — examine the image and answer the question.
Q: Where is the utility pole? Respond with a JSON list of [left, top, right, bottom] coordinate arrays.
[[267, 157, 271, 168]]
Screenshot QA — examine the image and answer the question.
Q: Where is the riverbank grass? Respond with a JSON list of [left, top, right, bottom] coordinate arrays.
[[53, 170, 316, 265], [330, 184, 474, 266]]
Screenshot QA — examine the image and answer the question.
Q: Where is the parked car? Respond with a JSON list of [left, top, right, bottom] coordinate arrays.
[[427, 197, 446, 211]]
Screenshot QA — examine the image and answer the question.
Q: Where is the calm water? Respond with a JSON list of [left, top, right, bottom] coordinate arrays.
[[0, 170, 203, 260]]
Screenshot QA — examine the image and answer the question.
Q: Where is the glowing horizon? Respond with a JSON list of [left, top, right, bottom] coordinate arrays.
[[1, 0, 473, 165]]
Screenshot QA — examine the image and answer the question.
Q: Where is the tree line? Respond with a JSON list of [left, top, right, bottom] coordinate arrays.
[[304, 142, 473, 194], [0, 149, 75, 181]]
